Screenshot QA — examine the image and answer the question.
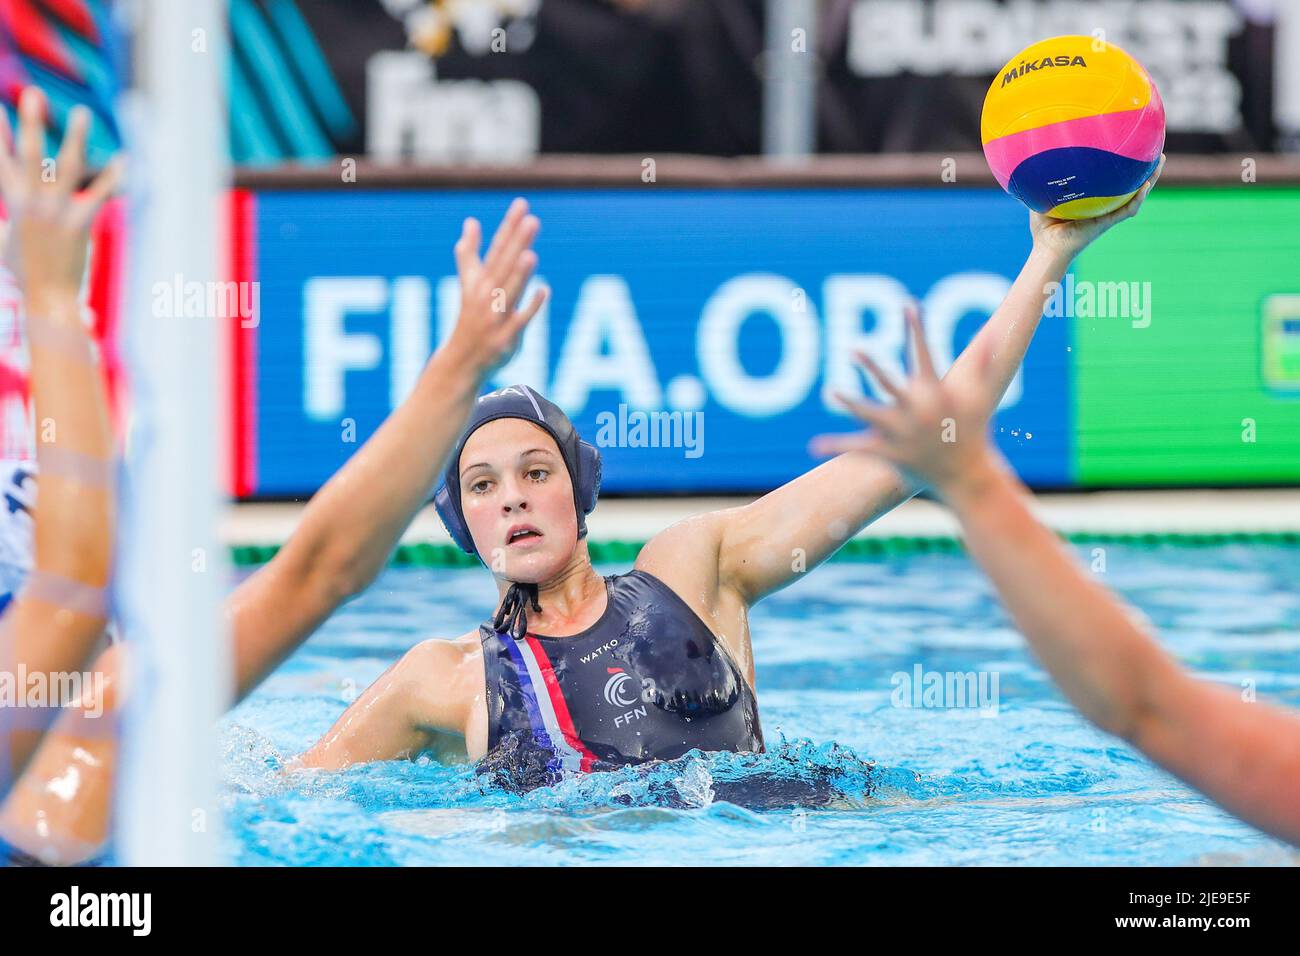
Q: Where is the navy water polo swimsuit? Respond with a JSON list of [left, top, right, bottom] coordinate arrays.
[[432, 385, 847, 803], [477, 570, 763, 787]]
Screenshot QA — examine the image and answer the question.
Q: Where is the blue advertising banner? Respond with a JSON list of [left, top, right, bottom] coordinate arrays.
[[251, 188, 1070, 496]]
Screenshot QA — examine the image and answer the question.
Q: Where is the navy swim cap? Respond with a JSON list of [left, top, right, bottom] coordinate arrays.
[[434, 385, 602, 557]]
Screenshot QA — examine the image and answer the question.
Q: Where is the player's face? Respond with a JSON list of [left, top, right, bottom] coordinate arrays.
[[459, 418, 579, 581]]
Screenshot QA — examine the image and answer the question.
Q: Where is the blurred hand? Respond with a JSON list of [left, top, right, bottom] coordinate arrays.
[[443, 197, 547, 379], [0, 87, 123, 317], [1030, 153, 1165, 261], [809, 304, 1002, 494]]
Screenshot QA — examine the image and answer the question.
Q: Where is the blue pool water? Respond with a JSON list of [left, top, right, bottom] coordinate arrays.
[[223, 543, 1300, 865]]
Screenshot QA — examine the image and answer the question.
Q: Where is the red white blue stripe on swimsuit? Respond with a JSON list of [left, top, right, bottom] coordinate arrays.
[[496, 629, 599, 774]]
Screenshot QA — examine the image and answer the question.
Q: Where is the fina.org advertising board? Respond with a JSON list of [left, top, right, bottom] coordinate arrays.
[[246, 188, 1068, 495]]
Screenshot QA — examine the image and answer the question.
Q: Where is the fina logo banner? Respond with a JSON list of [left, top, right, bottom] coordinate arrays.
[[247, 188, 1069, 496]]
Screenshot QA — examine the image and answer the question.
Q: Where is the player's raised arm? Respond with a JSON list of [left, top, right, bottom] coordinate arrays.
[[226, 200, 547, 703], [708, 157, 1163, 607], [0, 89, 122, 790]]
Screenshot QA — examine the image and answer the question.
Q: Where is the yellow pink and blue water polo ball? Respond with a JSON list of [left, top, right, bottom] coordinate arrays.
[[981, 35, 1165, 220]]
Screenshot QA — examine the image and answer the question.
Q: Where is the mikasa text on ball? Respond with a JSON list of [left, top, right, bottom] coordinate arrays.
[[981, 35, 1165, 220]]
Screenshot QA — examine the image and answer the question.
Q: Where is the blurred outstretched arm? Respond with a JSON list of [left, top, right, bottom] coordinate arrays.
[[945, 463, 1300, 844], [0, 89, 122, 789], [226, 200, 547, 703], [813, 305, 1300, 846]]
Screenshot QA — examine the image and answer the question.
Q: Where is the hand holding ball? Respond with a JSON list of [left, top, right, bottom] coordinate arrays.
[[981, 36, 1165, 220]]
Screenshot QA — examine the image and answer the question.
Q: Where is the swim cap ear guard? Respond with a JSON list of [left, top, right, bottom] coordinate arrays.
[[433, 385, 602, 558]]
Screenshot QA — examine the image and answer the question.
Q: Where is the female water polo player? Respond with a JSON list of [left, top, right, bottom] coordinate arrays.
[[281, 158, 1167, 782], [812, 296, 1300, 847], [0, 88, 122, 810]]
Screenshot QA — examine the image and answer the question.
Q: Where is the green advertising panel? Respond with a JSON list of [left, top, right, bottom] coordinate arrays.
[[1072, 187, 1300, 485]]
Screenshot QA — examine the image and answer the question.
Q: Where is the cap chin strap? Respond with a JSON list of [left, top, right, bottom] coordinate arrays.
[[493, 581, 542, 641]]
